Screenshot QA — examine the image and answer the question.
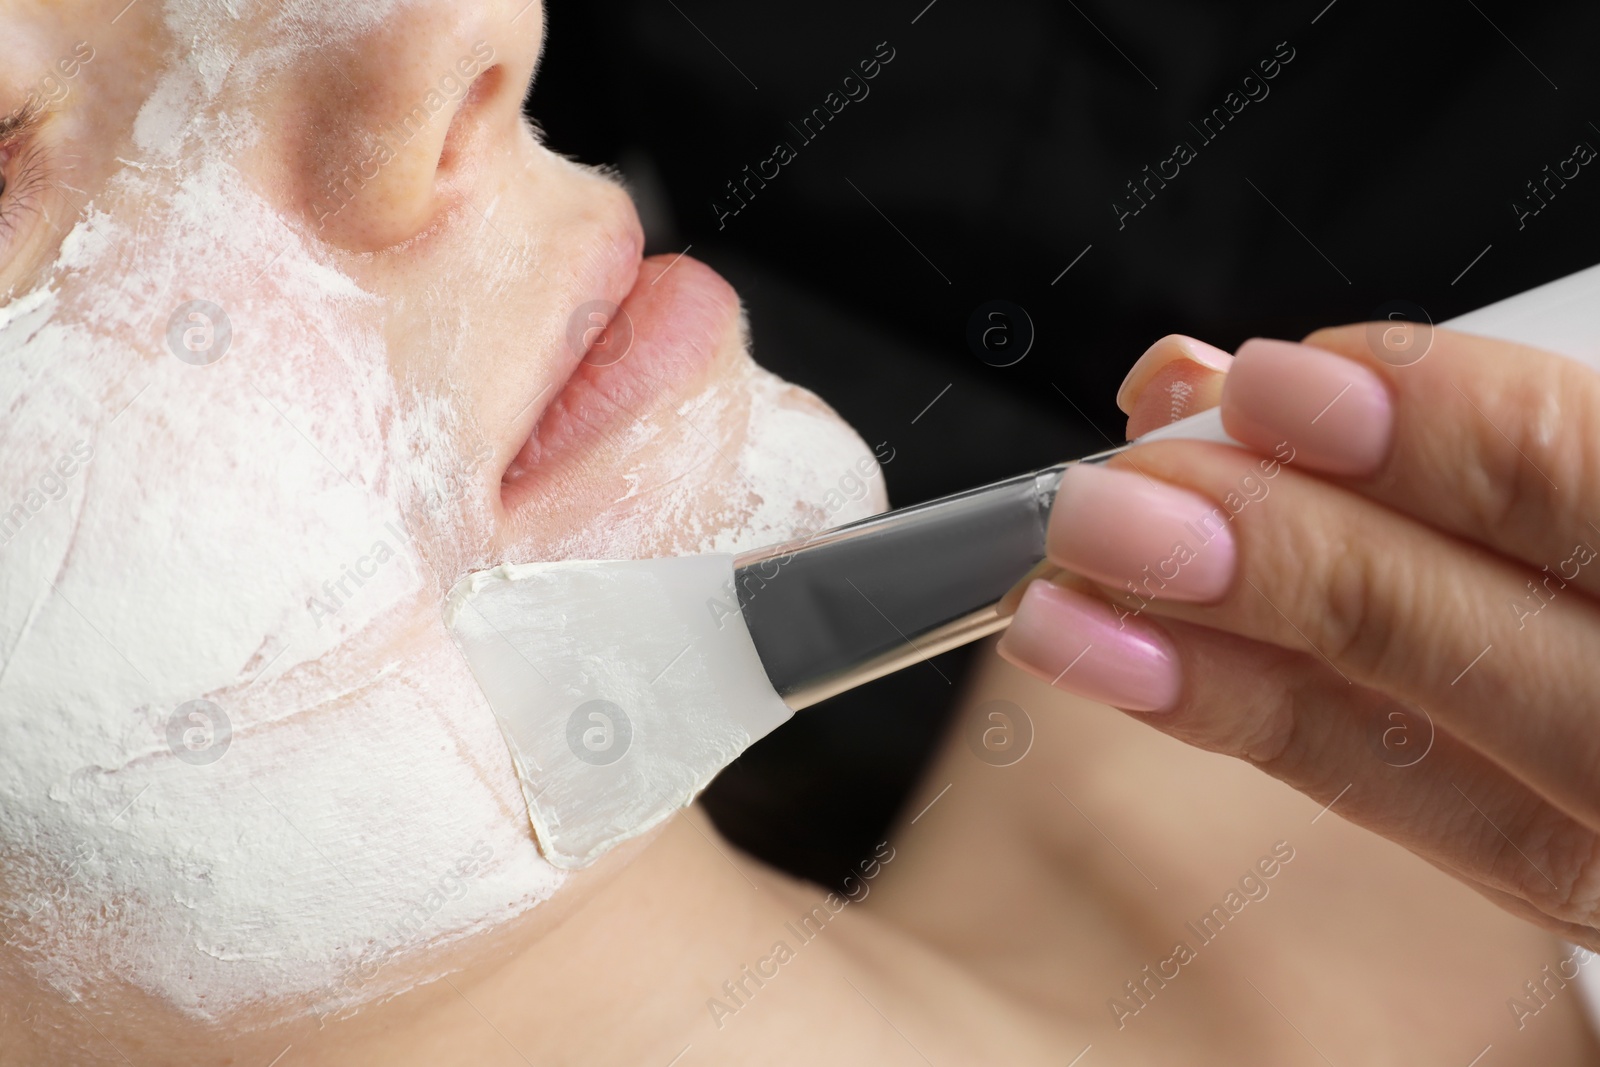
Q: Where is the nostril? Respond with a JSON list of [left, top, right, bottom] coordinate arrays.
[[438, 65, 505, 174]]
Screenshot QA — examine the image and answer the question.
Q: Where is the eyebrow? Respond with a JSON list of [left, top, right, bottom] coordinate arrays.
[[0, 99, 44, 145]]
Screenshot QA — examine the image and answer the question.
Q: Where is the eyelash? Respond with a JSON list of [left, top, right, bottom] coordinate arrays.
[[0, 119, 50, 244]]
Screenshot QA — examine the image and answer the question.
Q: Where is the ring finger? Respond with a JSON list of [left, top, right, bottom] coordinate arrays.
[[999, 584, 1600, 937]]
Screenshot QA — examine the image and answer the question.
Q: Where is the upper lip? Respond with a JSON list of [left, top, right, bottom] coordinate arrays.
[[557, 222, 646, 384], [499, 211, 645, 473]]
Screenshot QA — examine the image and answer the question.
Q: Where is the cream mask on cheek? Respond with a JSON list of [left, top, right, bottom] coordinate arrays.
[[0, 4, 567, 1024], [0, 0, 885, 1027]]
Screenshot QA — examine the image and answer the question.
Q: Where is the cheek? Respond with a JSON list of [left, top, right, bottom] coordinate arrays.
[[0, 162, 557, 1023], [5, 625, 564, 1022]]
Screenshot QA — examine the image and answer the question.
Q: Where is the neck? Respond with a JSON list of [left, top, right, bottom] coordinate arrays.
[[306, 806, 853, 1066]]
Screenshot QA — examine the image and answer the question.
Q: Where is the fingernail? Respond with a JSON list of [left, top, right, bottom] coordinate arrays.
[[998, 581, 1181, 712], [1222, 338, 1395, 477], [1116, 335, 1234, 415], [1048, 464, 1236, 603]]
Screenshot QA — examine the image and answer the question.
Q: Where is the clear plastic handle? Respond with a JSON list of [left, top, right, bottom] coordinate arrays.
[[1121, 260, 1600, 449]]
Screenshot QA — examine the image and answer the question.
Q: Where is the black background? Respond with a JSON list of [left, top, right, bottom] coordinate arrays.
[[526, 0, 1600, 889]]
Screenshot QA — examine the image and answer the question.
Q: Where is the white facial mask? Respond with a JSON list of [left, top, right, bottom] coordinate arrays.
[[0, 58, 567, 1034], [0, 0, 883, 1028]]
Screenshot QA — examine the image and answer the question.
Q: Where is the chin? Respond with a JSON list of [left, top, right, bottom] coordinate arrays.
[[504, 358, 890, 564]]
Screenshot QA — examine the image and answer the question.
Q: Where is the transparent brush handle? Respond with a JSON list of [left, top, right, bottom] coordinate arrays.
[[738, 260, 1600, 710]]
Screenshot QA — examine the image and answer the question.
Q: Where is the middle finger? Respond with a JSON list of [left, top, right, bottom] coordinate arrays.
[[1047, 439, 1600, 833]]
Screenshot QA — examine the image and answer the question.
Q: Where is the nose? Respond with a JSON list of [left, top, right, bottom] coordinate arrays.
[[285, 2, 545, 252]]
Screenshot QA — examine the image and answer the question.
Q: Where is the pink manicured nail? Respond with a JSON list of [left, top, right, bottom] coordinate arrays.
[[1116, 335, 1234, 414], [998, 581, 1181, 712], [1048, 464, 1236, 603], [1222, 338, 1395, 477]]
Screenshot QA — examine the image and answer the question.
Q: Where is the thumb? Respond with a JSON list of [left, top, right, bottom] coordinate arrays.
[[1118, 335, 1233, 440]]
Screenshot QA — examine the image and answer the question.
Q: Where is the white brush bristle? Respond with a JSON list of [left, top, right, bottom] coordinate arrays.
[[444, 555, 791, 868]]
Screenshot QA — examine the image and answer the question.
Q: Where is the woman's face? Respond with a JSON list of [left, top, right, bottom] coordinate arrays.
[[0, 0, 882, 1041]]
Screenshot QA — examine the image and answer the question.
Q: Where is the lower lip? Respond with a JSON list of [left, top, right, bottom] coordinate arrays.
[[501, 253, 739, 498]]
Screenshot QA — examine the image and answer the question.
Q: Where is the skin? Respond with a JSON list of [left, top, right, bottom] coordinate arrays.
[[1, 2, 1597, 1064]]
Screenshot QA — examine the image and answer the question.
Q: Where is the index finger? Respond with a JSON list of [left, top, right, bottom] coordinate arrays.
[[1220, 325, 1600, 602]]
